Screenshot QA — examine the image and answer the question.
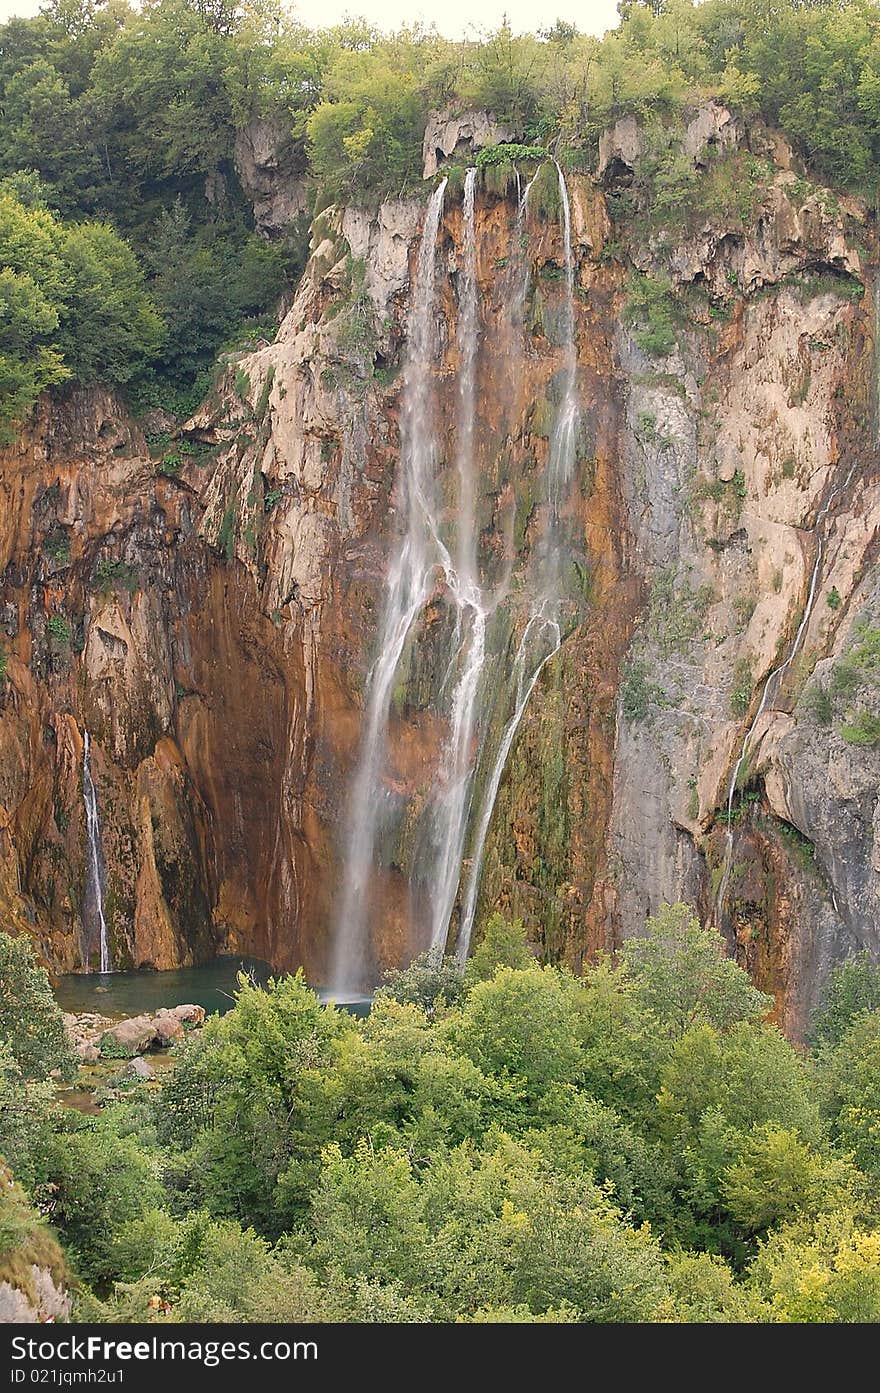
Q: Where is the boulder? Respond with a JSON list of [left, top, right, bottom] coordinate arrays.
[[75, 1041, 100, 1064], [126, 1056, 155, 1080], [100, 1014, 156, 1056], [151, 1009, 185, 1045], [168, 1003, 206, 1027], [64, 1011, 113, 1050], [422, 108, 516, 180]]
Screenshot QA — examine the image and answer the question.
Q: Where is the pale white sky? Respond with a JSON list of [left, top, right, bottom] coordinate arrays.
[[0, 0, 622, 40]]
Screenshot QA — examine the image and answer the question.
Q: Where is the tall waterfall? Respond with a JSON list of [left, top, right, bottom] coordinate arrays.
[[424, 168, 488, 957], [330, 178, 449, 997], [82, 730, 110, 974], [715, 451, 861, 922], [456, 164, 579, 963], [454, 167, 479, 590], [331, 162, 582, 991]]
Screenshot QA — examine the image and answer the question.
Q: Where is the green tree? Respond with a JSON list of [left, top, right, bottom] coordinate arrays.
[[0, 931, 74, 1081], [811, 953, 880, 1048], [0, 58, 106, 211], [465, 913, 533, 984], [621, 902, 772, 1036], [379, 953, 466, 1014], [158, 972, 349, 1233], [34, 1112, 163, 1285], [749, 1211, 880, 1322], [663, 1250, 771, 1322], [720, 1126, 858, 1236], [452, 964, 584, 1096], [58, 219, 164, 383], [307, 45, 427, 197], [818, 1010, 880, 1183]]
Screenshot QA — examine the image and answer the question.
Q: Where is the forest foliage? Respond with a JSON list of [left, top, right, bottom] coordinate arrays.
[[5, 910, 880, 1322], [3, 0, 880, 437]]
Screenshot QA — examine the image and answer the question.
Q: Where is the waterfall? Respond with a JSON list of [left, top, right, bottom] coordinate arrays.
[[82, 730, 110, 974], [454, 167, 479, 590], [423, 169, 489, 957], [546, 165, 580, 523], [455, 162, 580, 961], [330, 179, 449, 997], [331, 162, 583, 989], [715, 452, 861, 922], [456, 612, 561, 963]]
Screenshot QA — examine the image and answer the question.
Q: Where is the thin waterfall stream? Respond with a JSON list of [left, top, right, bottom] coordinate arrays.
[[83, 730, 110, 974]]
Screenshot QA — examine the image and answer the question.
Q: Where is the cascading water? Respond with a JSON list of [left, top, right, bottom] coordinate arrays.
[[546, 164, 580, 524], [424, 168, 490, 956], [455, 613, 561, 964], [715, 453, 861, 923], [331, 161, 583, 989], [454, 167, 479, 589], [330, 179, 449, 997], [82, 730, 110, 974], [456, 163, 580, 960]]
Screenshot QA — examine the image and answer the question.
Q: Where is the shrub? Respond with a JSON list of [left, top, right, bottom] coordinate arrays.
[[46, 614, 71, 647], [624, 274, 679, 358], [730, 658, 752, 717], [840, 711, 880, 746]]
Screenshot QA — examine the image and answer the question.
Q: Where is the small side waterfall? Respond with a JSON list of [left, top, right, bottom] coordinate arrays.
[[331, 161, 583, 990], [454, 167, 479, 589], [715, 452, 861, 922], [82, 730, 110, 974], [546, 164, 580, 524]]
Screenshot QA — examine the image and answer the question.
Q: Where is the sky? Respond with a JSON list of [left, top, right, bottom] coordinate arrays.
[[0, 0, 623, 39]]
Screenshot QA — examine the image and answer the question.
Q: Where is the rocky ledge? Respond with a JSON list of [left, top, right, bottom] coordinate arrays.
[[64, 1002, 206, 1062]]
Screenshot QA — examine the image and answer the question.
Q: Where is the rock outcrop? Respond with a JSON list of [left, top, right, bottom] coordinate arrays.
[[234, 117, 309, 235], [422, 107, 516, 178], [66, 1004, 205, 1056]]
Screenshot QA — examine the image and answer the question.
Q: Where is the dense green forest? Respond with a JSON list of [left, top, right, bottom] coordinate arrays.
[[5, 911, 880, 1322], [3, 0, 880, 441]]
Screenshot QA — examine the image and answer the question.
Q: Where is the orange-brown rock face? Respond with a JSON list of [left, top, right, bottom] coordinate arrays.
[[2, 108, 879, 1038]]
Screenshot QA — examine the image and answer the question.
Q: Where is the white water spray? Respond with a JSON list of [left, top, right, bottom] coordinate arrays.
[[456, 611, 561, 963], [425, 168, 488, 956], [454, 167, 479, 589], [330, 179, 449, 997], [83, 730, 110, 974]]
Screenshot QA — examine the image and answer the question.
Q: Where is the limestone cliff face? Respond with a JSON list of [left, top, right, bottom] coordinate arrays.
[[1, 104, 878, 1034], [603, 111, 880, 1037]]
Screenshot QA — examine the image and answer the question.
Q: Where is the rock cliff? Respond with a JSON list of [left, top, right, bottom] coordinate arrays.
[[1, 104, 877, 1035]]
